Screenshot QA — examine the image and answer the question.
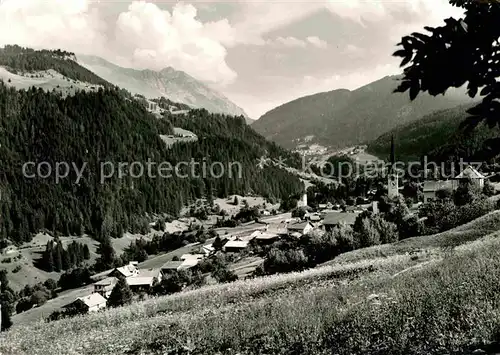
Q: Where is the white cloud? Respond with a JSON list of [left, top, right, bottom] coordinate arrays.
[[274, 36, 307, 48], [306, 36, 327, 49], [0, 0, 238, 85], [114, 1, 236, 84], [266, 35, 328, 49]]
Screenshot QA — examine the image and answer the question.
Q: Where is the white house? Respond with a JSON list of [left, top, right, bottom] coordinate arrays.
[[455, 165, 486, 188], [222, 240, 249, 252], [65, 293, 107, 313], [112, 262, 139, 278], [423, 180, 456, 203]]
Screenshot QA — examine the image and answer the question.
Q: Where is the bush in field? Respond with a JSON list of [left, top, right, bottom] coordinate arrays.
[[454, 178, 482, 206], [483, 181, 496, 197], [264, 248, 309, 274], [421, 197, 494, 233], [303, 230, 340, 265], [16, 297, 33, 313]]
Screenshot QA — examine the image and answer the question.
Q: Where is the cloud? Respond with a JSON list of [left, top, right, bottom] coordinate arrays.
[[274, 36, 307, 48], [306, 36, 327, 48], [114, 1, 236, 84], [266, 35, 327, 49], [0, 0, 238, 85]]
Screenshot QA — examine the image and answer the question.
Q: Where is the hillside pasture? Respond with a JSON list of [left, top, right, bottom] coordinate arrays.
[[0, 233, 99, 292], [3, 210, 500, 354]]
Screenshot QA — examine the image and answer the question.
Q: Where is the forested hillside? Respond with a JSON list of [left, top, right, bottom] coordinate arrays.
[[0, 45, 110, 87], [252, 75, 470, 149], [367, 104, 500, 162], [0, 82, 303, 246]]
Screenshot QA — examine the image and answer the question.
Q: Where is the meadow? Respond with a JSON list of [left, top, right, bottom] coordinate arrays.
[[3, 211, 500, 354]]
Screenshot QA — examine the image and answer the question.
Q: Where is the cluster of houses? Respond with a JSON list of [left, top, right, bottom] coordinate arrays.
[[196, 205, 371, 254], [422, 165, 488, 203], [63, 261, 163, 313]]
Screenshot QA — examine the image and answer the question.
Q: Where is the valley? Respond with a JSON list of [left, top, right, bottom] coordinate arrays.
[[2, 3, 500, 353]]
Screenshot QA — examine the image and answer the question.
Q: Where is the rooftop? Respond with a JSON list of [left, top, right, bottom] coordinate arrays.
[[423, 180, 455, 192], [223, 240, 249, 249], [74, 293, 107, 308], [287, 221, 312, 231], [94, 277, 117, 286], [161, 261, 184, 270], [455, 165, 486, 179], [253, 231, 279, 240], [126, 276, 155, 287], [114, 263, 138, 277]]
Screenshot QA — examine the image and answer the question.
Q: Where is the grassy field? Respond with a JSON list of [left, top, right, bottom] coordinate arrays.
[[0, 233, 100, 292], [3, 209, 500, 354]]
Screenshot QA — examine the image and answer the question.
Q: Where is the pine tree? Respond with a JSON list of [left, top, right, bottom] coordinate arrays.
[[54, 243, 63, 272], [83, 244, 90, 260], [107, 276, 133, 308]]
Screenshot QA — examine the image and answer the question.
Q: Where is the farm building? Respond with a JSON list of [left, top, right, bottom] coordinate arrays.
[[202, 244, 215, 256], [287, 221, 314, 235], [111, 262, 139, 278], [126, 276, 155, 292], [251, 231, 280, 245], [161, 261, 185, 274], [423, 180, 456, 203], [455, 165, 486, 188], [93, 277, 117, 298], [222, 240, 249, 253], [137, 268, 163, 283], [64, 293, 107, 313]]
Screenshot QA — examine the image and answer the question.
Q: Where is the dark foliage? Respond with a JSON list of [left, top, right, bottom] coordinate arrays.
[[107, 276, 133, 308], [0, 45, 111, 87], [38, 239, 90, 272], [393, 1, 500, 134], [0, 82, 302, 245]]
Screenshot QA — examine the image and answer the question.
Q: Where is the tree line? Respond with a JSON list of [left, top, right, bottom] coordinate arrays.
[[0, 82, 303, 246], [37, 239, 91, 272]]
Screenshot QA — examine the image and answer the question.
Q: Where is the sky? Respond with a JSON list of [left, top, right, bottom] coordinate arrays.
[[0, 0, 465, 119]]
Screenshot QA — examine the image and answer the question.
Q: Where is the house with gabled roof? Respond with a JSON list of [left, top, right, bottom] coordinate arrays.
[[126, 276, 155, 292], [423, 180, 456, 203], [93, 277, 118, 298], [287, 221, 314, 236], [222, 239, 249, 253], [64, 293, 107, 313], [111, 262, 139, 278], [251, 231, 280, 245], [455, 165, 486, 188]]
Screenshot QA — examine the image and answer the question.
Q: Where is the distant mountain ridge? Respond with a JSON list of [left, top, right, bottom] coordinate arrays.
[[77, 55, 250, 122], [367, 103, 500, 163], [252, 75, 473, 149]]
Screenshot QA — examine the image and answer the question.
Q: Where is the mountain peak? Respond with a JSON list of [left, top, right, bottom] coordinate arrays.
[[77, 55, 248, 119]]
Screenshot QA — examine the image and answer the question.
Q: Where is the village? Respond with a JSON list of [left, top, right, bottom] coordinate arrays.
[[58, 161, 494, 315]]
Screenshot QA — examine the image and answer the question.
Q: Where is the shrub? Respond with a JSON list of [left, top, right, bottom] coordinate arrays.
[[107, 277, 133, 307]]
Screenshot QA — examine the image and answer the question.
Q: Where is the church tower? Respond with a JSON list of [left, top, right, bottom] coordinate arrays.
[[388, 135, 399, 199]]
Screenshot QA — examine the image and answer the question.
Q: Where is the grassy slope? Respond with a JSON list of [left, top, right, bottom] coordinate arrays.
[[3, 210, 500, 354], [0, 234, 100, 292]]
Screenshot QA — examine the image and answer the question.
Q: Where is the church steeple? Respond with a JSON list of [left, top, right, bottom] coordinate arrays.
[[388, 135, 399, 199], [390, 134, 395, 167]]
